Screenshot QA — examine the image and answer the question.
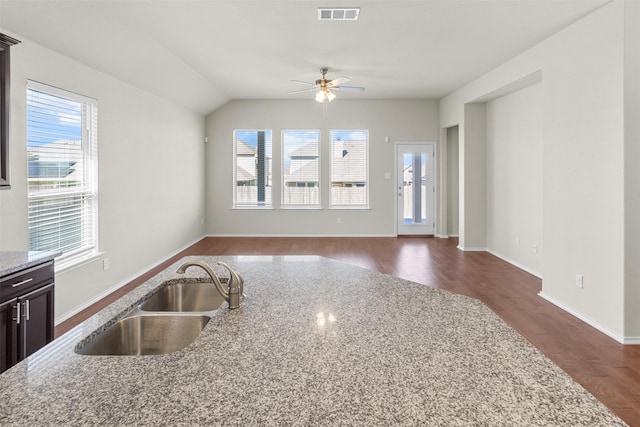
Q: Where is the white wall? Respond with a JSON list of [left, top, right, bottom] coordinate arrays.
[[458, 103, 487, 251], [624, 0, 640, 339], [486, 83, 542, 276], [0, 33, 206, 321], [446, 126, 459, 236], [440, 2, 627, 340], [205, 99, 439, 236], [460, 103, 487, 250]]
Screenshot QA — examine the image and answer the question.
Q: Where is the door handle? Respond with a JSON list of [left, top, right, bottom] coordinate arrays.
[[23, 300, 30, 321], [12, 303, 20, 325]]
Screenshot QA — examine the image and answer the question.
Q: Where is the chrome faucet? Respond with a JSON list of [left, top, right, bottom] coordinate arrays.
[[176, 260, 244, 309]]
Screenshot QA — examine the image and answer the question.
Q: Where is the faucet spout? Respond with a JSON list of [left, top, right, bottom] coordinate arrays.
[[176, 261, 229, 301], [175, 260, 244, 310]]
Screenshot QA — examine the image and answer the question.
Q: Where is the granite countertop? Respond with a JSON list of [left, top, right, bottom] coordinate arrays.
[[0, 255, 626, 426], [0, 250, 60, 277]]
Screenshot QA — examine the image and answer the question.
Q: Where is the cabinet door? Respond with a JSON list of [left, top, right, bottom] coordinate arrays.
[[0, 297, 18, 373], [18, 283, 54, 360]]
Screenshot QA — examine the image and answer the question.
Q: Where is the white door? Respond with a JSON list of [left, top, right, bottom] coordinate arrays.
[[396, 143, 435, 235]]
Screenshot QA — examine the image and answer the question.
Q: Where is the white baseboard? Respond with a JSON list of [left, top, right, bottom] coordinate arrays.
[[206, 233, 396, 238], [54, 235, 205, 325], [457, 245, 487, 251], [486, 248, 542, 279], [538, 291, 629, 344]]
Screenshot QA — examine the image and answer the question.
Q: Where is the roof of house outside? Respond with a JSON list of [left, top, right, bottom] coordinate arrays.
[[236, 140, 256, 156]]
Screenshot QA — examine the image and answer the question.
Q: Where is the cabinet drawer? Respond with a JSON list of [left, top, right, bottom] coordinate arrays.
[[0, 261, 54, 302]]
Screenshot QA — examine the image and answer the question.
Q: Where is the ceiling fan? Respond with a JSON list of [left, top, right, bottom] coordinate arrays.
[[288, 67, 365, 117]]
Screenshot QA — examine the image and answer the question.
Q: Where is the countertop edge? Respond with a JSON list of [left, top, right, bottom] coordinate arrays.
[[0, 250, 61, 277]]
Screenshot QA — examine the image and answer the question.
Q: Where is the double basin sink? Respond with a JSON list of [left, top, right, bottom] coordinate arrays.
[[76, 281, 225, 356]]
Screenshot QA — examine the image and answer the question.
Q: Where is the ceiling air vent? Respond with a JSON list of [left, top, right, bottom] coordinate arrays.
[[318, 8, 360, 21]]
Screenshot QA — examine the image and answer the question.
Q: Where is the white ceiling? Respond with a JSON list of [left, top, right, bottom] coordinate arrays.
[[0, 0, 608, 115]]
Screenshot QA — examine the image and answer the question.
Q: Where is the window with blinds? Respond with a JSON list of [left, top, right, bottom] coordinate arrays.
[[233, 130, 272, 207], [329, 130, 368, 208], [27, 81, 98, 268], [282, 130, 320, 207]]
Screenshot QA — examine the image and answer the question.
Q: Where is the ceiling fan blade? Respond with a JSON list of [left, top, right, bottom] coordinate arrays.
[[327, 76, 350, 87], [287, 87, 318, 94], [334, 85, 365, 92], [290, 80, 315, 86]]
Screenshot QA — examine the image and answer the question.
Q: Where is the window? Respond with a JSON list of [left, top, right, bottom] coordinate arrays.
[[233, 130, 272, 207], [27, 81, 98, 268], [282, 130, 320, 208], [0, 33, 20, 189], [330, 130, 368, 208]]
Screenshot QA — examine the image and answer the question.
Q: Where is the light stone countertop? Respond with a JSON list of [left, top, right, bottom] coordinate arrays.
[[0, 255, 626, 426], [0, 250, 59, 277]]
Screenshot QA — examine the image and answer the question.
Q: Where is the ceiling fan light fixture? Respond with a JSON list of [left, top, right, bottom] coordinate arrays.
[[315, 89, 336, 103]]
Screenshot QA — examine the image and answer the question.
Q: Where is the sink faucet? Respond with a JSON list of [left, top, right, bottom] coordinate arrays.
[[175, 261, 244, 309]]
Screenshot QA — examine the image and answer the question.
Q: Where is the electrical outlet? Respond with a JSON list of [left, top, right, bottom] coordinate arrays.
[[103, 258, 109, 271], [576, 274, 584, 289], [532, 244, 537, 254], [337, 217, 342, 224], [516, 237, 520, 248]]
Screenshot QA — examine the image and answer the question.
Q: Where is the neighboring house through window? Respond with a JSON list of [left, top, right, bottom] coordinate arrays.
[[330, 130, 368, 208], [233, 130, 272, 207], [282, 130, 320, 208], [27, 80, 98, 269]]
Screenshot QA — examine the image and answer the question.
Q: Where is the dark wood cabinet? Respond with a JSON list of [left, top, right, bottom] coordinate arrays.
[[0, 33, 21, 190], [18, 283, 54, 360], [0, 298, 18, 372], [0, 261, 55, 374]]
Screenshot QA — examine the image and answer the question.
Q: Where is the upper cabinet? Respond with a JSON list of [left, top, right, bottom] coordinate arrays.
[[0, 33, 21, 190]]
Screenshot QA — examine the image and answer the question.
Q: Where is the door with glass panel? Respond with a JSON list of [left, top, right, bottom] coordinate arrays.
[[396, 143, 435, 235]]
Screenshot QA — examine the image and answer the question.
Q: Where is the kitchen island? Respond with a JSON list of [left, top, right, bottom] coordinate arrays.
[[0, 256, 626, 426]]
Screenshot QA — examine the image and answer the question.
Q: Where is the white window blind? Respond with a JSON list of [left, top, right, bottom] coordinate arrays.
[[330, 130, 368, 208], [282, 130, 320, 207], [27, 81, 98, 268], [233, 130, 272, 207]]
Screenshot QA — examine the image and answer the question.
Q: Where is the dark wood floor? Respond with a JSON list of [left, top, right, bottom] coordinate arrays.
[[56, 236, 640, 426]]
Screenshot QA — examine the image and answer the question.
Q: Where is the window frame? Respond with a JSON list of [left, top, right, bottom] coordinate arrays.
[[281, 129, 321, 209], [232, 129, 273, 209], [26, 80, 99, 271], [329, 129, 370, 209]]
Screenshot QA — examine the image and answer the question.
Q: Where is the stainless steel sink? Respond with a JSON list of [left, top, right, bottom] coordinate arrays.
[[139, 281, 225, 312], [75, 314, 210, 356]]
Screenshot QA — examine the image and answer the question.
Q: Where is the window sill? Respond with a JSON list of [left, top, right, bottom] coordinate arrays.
[[55, 251, 103, 274], [232, 206, 275, 211], [279, 206, 322, 211], [328, 206, 371, 211]]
